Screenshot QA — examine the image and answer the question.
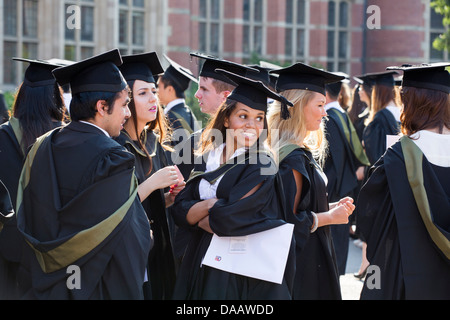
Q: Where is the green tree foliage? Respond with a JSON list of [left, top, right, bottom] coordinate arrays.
[[431, 0, 450, 51]]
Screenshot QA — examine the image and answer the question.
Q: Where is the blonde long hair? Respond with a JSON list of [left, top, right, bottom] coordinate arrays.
[[267, 89, 328, 166]]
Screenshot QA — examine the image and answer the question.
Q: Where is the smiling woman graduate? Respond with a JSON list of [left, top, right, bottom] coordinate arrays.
[[171, 69, 295, 300], [357, 62, 450, 299]]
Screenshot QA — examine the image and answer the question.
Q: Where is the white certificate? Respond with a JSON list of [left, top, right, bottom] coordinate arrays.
[[201, 223, 294, 284]]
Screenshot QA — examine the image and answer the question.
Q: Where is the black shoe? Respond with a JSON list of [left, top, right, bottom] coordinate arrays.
[[353, 267, 368, 279]]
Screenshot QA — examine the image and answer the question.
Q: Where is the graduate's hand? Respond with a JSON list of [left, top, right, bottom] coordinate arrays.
[[356, 166, 365, 181], [169, 181, 186, 196], [329, 199, 355, 224], [149, 166, 180, 190]]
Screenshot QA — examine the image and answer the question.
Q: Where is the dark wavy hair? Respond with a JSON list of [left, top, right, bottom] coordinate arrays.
[[400, 87, 450, 136], [12, 82, 66, 151]]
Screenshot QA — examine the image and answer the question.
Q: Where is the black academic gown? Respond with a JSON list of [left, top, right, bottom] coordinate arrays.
[[0, 118, 62, 300], [0, 180, 14, 232], [16, 122, 152, 300], [171, 150, 295, 300], [171, 128, 204, 264], [357, 137, 450, 299], [323, 107, 360, 275], [116, 130, 177, 300], [279, 146, 341, 300], [362, 108, 400, 166], [166, 102, 199, 147]]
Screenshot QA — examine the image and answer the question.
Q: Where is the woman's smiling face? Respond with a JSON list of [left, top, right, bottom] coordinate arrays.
[[224, 102, 265, 150]]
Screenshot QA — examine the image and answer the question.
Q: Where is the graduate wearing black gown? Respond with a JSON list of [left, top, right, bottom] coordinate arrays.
[[15, 50, 152, 299], [0, 58, 66, 300], [172, 70, 295, 300], [172, 54, 256, 265], [268, 63, 355, 299], [361, 71, 401, 166], [357, 63, 450, 299], [117, 52, 181, 300], [323, 78, 370, 275]]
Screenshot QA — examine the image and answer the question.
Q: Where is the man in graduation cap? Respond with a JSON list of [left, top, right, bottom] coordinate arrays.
[[15, 49, 152, 300], [323, 71, 370, 276], [357, 62, 450, 299], [157, 55, 200, 146]]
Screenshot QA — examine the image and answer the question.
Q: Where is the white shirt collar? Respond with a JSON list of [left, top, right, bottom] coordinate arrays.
[[410, 130, 450, 167], [325, 100, 346, 113], [206, 143, 247, 172], [164, 98, 186, 115], [79, 120, 110, 137]]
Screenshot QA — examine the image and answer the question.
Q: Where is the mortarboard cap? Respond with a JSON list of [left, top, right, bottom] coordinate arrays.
[[13, 58, 64, 88], [358, 70, 398, 87], [163, 54, 198, 91], [52, 49, 127, 95], [190, 52, 258, 86], [215, 69, 293, 119], [270, 62, 345, 95], [245, 65, 271, 87], [386, 62, 450, 93], [259, 60, 281, 90], [120, 52, 164, 84], [353, 74, 375, 88], [325, 71, 350, 96]]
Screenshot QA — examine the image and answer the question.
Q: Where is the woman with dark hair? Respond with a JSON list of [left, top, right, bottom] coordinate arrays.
[[171, 69, 296, 300], [357, 63, 450, 299], [361, 71, 402, 166], [117, 52, 184, 300], [0, 58, 66, 300]]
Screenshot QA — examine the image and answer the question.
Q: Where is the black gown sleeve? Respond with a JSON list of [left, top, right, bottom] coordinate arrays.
[[279, 150, 313, 253]]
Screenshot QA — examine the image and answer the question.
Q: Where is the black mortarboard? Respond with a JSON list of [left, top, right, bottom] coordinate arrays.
[[386, 62, 450, 93], [353, 74, 375, 88], [245, 65, 271, 87], [325, 71, 350, 96], [270, 63, 345, 95], [52, 49, 127, 95], [163, 54, 198, 91], [13, 58, 64, 88], [215, 69, 293, 119], [358, 70, 398, 87], [190, 52, 258, 86], [259, 61, 281, 90], [120, 52, 164, 84]]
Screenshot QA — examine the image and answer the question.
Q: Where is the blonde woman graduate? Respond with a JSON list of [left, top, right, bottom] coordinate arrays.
[[267, 63, 355, 300]]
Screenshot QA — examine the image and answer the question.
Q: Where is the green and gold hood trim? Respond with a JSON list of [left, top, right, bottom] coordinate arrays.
[[401, 136, 450, 260], [16, 131, 139, 273]]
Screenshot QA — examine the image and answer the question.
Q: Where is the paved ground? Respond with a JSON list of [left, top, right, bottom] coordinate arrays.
[[340, 238, 365, 300]]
